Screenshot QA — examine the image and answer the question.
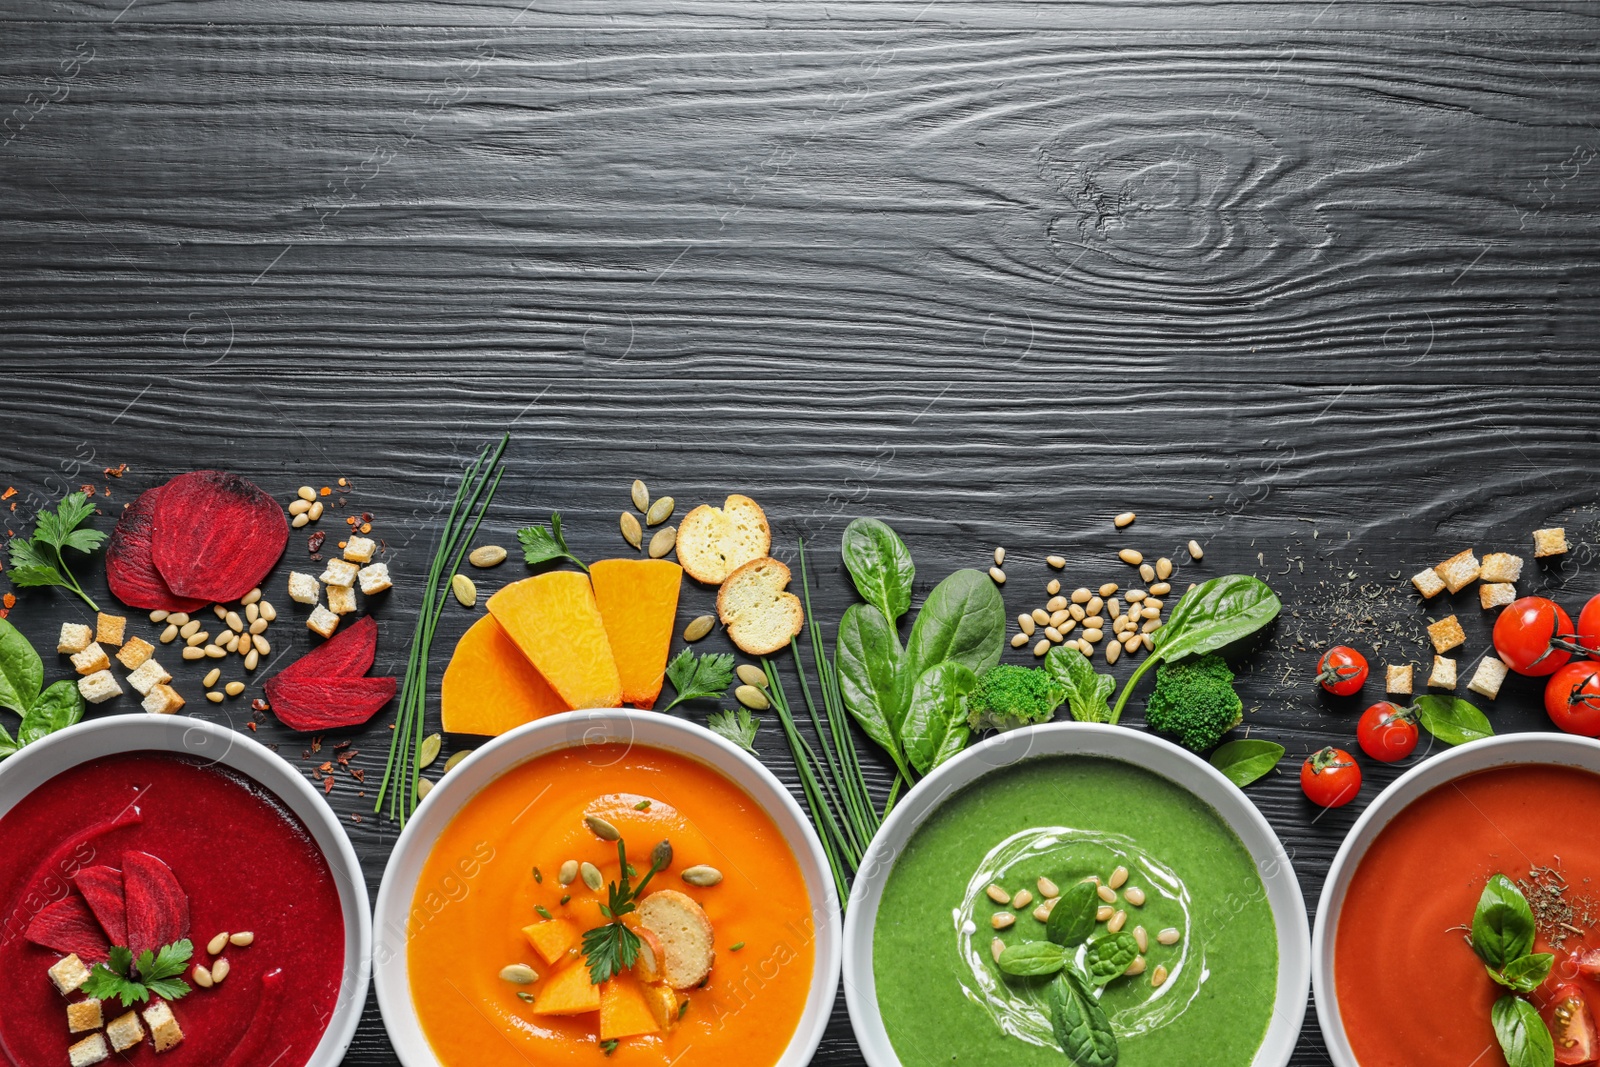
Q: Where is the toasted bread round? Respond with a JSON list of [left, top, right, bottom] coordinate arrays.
[[716, 556, 805, 656], [637, 889, 715, 990], [676, 494, 771, 585], [634, 926, 667, 984]]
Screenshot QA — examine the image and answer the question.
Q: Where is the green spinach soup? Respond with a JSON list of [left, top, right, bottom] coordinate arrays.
[[873, 756, 1277, 1066]]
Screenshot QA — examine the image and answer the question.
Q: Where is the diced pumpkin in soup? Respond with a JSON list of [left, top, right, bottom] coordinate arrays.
[[634, 926, 666, 984], [487, 573, 623, 710], [521, 918, 582, 968], [641, 982, 682, 1032], [531, 961, 601, 1016], [590, 559, 682, 709], [599, 975, 661, 1040], [441, 615, 567, 736]]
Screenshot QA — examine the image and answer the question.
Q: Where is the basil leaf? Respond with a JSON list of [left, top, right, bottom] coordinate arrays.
[[0, 616, 44, 716], [997, 941, 1067, 978], [1043, 646, 1115, 723], [1490, 954, 1555, 995], [1492, 994, 1554, 1067], [836, 604, 907, 757], [840, 518, 915, 627], [1049, 969, 1118, 1067], [18, 680, 84, 746], [1047, 881, 1101, 948], [1083, 932, 1141, 986], [931, 722, 970, 770], [1473, 874, 1537, 969], [1208, 739, 1285, 787], [1154, 575, 1281, 663], [898, 569, 1006, 724], [1415, 695, 1495, 746], [903, 663, 978, 775]]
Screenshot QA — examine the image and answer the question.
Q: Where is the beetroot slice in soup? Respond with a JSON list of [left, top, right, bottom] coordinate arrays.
[[273, 615, 378, 685], [150, 470, 289, 603], [123, 851, 189, 956], [263, 674, 398, 732], [72, 866, 127, 947], [25, 897, 112, 964], [104, 485, 210, 613]]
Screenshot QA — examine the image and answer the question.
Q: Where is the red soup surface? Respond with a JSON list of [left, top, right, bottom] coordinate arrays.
[[0, 752, 346, 1067], [1336, 764, 1600, 1067]]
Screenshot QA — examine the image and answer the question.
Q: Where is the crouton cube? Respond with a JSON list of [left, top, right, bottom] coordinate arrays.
[[1480, 553, 1523, 583], [95, 613, 126, 647], [319, 559, 358, 588], [1469, 656, 1510, 700], [141, 684, 185, 716], [70, 643, 111, 676], [126, 658, 172, 697], [67, 998, 103, 1033], [1428, 615, 1466, 654], [326, 584, 357, 616], [1435, 550, 1481, 595], [307, 605, 340, 639], [142, 999, 183, 1052], [49, 954, 92, 995], [287, 571, 321, 605], [1429, 655, 1457, 689], [343, 536, 376, 564], [68, 1033, 108, 1067], [106, 1010, 144, 1053], [57, 622, 94, 655], [78, 670, 123, 705], [1480, 583, 1517, 610], [1410, 568, 1446, 599], [357, 562, 392, 596], [115, 636, 156, 671], [1386, 664, 1413, 696], [1534, 527, 1570, 558]]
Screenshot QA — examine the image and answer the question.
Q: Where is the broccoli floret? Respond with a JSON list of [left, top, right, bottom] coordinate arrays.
[[965, 665, 1065, 732], [1143, 653, 1243, 753]]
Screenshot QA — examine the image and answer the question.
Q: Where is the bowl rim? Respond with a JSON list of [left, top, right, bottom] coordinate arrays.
[[1311, 731, 1600, 1067], [842, 720, 1311, 1067], [371, 707, 843, 1067], [0, 714, 373, 1067]]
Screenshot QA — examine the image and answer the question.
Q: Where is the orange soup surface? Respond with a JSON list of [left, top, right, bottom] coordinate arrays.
[[1336, 764, 1600, 1066], [409, 744, 816, 1066]]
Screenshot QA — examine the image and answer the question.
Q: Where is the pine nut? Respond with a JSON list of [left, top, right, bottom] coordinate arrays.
[[1157, 928, 1181, 945], [1126, 955, 1147, 976], [1034, 904, 1053, 923], [1124, 636, 1142, 653], [180, 620, 201, 638], [1098, 583, 1119, 598], [1114, 511, 1136, 528], [225, 611, 244, 633], [1134, 926, 1148, 953], [1109, 866, 1129, 889], [289, 498, 312, 516], [160, 624, 178, 644], [1106, 642, 1121, 665], [992, 913, 1015, 930], [292, 513, 310, 528], [242, 588, 262, 606], [1049, 610, 1071, 628], [1046, 595, 1068, 612], [216, 604, 230, 619], [1188, 540, 1204, 560], [1126, 589, 1146, 603], [253, 635, 270, 654], [1146, 598, 1164, 610], [1125, 886, 1147, 906], [1069, 604, 1086, 622], [205, 646, 226, 659], [1037, 877, 1059, 898], [149, 610, 169, 623], [223, 634, 239, 653], [1046, 579, 1061, 595], [245, 649, 260, 671], [245, 602, 260, 623], [229, 931, 254, 947], [1082, 628, 1103, 642], [1012, 889, 1033, 909], [1047, 556, 1066, 569], [1071, 587, 1092, 604], [308, 501, 324, 521], [1097, 905, 1114, 922], [168, 613, 190, 626], [1142, 633, 1155, 651], [1019, 613, 1038, 634], [182, 646, 205, 661], [992, 938, 1005, 962], [1108, 598, 1122, 618], [1033, 639, 1049, 657], [1032, 608, 1051, 626], [1086, 596, 1104, 615], [186, 632, 208, 647], [1097, 885, 1116, 904], [1152, 964, 1168, 988], [260, 601, 277, 622], [193, 964, 213, 988], [204, 668, 221, 688], [1108, 910, 1127, 933], [1077, 639, 1095, 656], [993, 547, 1006, 567], [225, 681, 245, 697], [250, 618, 267, 635], [297, 486, 316, 502], [1156, 557, 1173, 580], [212, 958, 230, 983], [1010, 633, 1029, 648], [1150, 582, 1171, 596], [989, 566, 1006, 584], [1082, 615, 1104, 629], [1119, 549, 1143, 565], [1140, 563, 1157, 583], [208, 932, 229, 955], [1045, 627, 1064, 644]]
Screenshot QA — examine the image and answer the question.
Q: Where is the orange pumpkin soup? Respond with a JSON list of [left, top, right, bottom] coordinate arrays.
[[408, 744, 816, 1066]]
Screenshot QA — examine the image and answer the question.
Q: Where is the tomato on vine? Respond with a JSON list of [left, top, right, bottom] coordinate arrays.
[[1316, 646, 1368, 696], [1301, 747, 1362, 808], [1356, 702, 1419, 763], [1576, 593, 1600, 657], [1493, 596, 1574, 677], [1545, 661, 1600, 737]]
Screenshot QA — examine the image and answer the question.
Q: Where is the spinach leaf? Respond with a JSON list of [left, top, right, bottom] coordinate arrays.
[[1049, 969, 1118, 1067], [997, 941, 1067, 978], [18, 680, 84, 746], [1491, 994, 1554, 1067], [931, 722, 970, 771], [1083, 932, 1141, 986], [1047, 881, 1102, 949], [1208, 739, 1285, 788], [902, 662, 978, 775], [1044, 647, 1115, 723], [897, 569, 1005, 724], [1473, 874, 1537, 969], [840, 518, 915, 627], [835, 604, 910, 778], [1415, 695, 1495, 746], [0, 617, 44, 716], [0, 722, 17, 760], [1490, 954, 1555, 995]]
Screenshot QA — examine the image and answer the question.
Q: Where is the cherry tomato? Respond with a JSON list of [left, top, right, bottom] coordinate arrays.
[[1545, 983, 1598, 1065], [1301, 747, 1362, 808], [1545, 661, 1600, 737], [1356, 702, 1419, 763], [1494, 596, 1574, 676], [1577, 593, 1600, 657], [1316, 646, 1369, 696]]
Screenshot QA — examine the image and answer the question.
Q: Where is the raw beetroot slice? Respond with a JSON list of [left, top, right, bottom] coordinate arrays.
[[273, 615, 379, 685], [263, 675, 398, 732], [105, 485, 210, 613], [25, 897, 111, 963], [72, 866, 127, 946], [150, 470, 289, 603], [123, 851, 189, 956]]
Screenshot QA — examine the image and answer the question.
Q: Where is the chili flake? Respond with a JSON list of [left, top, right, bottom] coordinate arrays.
[[2, 593, 14, 609], [104, 464, 128, 478]]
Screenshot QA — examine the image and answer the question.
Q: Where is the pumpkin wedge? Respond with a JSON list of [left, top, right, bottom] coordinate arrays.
[[590, 558, 682, 709], [487, 572, 623, 710], [531, 960, 601, 1016], [441, 615, 568, 735], [599, 974, 661, 1040]]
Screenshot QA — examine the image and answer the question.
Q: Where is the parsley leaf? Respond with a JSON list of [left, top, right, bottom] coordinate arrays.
[[582, 838, 672, 984], [517, 512, 588, 574], [707, 707, 760, 752], [82, 941, 193, 1007], [661, 648, 735, 712], [5, 491, 103, 610]]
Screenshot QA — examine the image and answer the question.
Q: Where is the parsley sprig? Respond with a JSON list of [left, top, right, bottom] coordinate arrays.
[[707, 707, 760, 752], [6, 492, 105, 610], [517, 513, 588, 574], [82, 940, 193, 1007], [660, 648, 734, 712], [581, 837, 672, 985]]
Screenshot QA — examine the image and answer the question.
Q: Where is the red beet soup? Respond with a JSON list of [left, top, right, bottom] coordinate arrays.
[[0, 752, 346, 1067]]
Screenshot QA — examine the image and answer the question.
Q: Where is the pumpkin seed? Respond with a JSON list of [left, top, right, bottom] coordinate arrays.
[[208, 932, 229, 956], [646, 496, 675, 526], [419, 733, 443, 769], [648, 526, 676, 559], [581, 862, 604, 891], [682, 865, 724, 887], [469, 545, 508, 568], [452, 573, 478, 608], [443, 750, 470, 774], [735, 684, 770, 711], [417, 779, 434, 799], [620, 512, 643, 549], [585, 815, 622, 841], [631, 479, 650, 512], [683, 614, 715, 641], [735, 664, 767, 688], [558, 860, 579, 886], [500, 964, 538, 984]]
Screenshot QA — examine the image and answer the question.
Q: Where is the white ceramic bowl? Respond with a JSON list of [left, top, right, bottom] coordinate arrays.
[[1312, 732, 1600, 1067], [0, 715, 372, 1067], [372, 707, 843, 1067], [844, 721, 1311, 1067]]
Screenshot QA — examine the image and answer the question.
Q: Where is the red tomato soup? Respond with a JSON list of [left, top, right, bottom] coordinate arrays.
[[0, 753, 346, 1067], [1336, 764, 1600, 1066]]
